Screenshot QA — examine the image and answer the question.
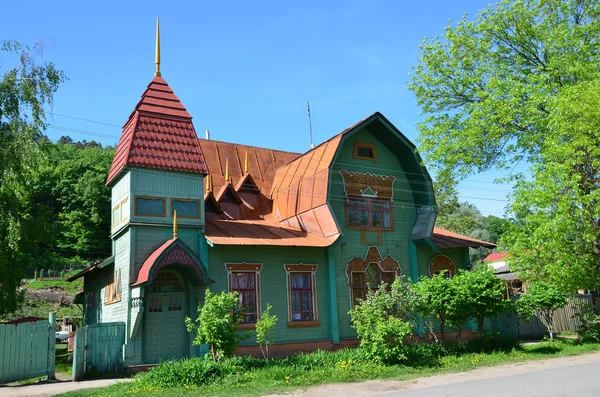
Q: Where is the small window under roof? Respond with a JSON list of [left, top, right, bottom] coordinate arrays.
[[353, 142, 378, 161]]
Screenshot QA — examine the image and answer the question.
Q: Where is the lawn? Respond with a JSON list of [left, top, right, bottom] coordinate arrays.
[[57, 339, 600, 397]]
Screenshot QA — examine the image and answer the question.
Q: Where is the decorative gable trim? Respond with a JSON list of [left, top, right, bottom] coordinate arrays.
[[204, 191, 223, 213], [216, 184, 243, 204], [338, 170, 396, 200], [235, 173, 259, 193], [344, 246, 401, 284]]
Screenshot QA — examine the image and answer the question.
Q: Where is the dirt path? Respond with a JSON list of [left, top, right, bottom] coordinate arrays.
[[266, 352, 600, 397], [0, 377, 133, 397]]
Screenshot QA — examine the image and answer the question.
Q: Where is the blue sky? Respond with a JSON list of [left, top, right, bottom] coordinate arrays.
[[1, 0, 512, 217]]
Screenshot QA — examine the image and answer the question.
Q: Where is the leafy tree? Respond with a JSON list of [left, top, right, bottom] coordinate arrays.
[[415, 272, 455, 340], [0, 40, 65, 316], [349, 278, 419, 363], [452, 268, 507, 336], [502, 79, 600, 291], [516, 282, 568, 340], [255, 304, 277, 359], [185, 290, 247, 362], [485, 216, 511, 246]]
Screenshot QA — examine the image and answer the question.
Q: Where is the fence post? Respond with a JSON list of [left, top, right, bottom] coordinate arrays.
[[72, 326, 86, 381], [48, 312, 56, 380]]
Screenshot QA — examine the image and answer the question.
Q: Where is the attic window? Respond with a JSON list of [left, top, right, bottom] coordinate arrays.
[[353, 142, 378, 161]]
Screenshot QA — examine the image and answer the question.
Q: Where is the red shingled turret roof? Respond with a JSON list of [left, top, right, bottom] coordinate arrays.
[[106, 76, 208, 186]]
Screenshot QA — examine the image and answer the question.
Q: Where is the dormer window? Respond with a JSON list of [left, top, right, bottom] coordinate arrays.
[[353, 142, 378, 161]]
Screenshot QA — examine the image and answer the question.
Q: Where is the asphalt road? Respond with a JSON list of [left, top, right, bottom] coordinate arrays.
[[378, 360, 600, 397]]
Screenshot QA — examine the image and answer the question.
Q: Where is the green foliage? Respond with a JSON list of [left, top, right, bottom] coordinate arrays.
[[256, 304, 277, 359], [186, 290, 247, 362], [452, 268, 508, 335], [575, 304, 600, 343], [517, 282, 568, 340], [415, 272, 467, 340], [349, 278, 418, 363], [0, 40, 65, 317]]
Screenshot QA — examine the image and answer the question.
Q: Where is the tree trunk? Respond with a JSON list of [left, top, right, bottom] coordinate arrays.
[[440, 317, 446, 341], [478, 316, 485, 337]]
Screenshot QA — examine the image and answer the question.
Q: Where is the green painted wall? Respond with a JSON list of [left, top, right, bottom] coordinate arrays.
[[207, 245, 330, 345]]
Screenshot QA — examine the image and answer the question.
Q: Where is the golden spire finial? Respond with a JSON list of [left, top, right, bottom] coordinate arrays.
[[225, 159, 229, 184], [244, 150, 249, 175], [205, 174, 211, 192], [155, 17, 161, 77], [173, 210, 178, 238]]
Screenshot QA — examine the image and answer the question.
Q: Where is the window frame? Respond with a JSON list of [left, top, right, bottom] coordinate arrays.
[[284, 264, 319, 328], [345, 196, 394, 231], [225, 263, 262, 330], [134, 195, 167, 218], [428, 255, 457, 279], [104, 269, 122, 305], [353, 141, 379, 161], [112, 197, 129, 228], [349, 263, 396, 308], [170, 198, 201, 219]]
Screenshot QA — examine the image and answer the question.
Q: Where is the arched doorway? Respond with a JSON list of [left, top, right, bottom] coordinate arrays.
[[144, 269, 188, 363]]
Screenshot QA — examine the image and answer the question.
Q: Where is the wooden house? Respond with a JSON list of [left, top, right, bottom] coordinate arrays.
[[69, 22, 495, 367]]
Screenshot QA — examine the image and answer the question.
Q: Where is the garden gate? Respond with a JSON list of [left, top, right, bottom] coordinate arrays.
[[73, 322, 125, 380]]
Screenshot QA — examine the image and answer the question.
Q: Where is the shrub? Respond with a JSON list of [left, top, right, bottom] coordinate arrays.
[[349, 278, 417, 363], [516, 282, 568, 340], [185, 290, 247, 362], [575, 304, 600, 343], [256, 303, 277, 359], [452, 267, 508, 336]]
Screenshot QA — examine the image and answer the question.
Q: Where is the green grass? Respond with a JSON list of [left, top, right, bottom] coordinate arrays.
[[57, 339, 600, 397], [27, 279, 83, 295], [55, 343, 73, 376]]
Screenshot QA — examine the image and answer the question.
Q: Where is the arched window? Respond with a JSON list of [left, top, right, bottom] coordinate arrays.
[[429, 255, 457, 278], [351, 263, 396, 304]]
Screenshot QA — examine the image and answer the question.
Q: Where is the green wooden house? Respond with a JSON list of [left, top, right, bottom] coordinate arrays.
[[69, 25, 495, 368]]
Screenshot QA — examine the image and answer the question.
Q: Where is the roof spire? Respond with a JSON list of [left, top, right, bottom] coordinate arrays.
[[155, 17, 161, 77], [225, 159, 229, 184], [244, 150, 249, 175], [173, 210, 178, 238], [205, 174, 212, 192]]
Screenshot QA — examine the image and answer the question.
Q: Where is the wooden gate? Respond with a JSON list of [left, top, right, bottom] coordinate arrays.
[[0, 316, 55, 384], [72, 322, 125, 380]]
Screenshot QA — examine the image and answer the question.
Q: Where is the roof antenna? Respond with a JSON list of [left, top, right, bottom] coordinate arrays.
[[307, 102, 315, 149]]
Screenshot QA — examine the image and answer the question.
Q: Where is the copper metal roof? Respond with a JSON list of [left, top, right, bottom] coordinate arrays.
[[431, 227, 497, 249]]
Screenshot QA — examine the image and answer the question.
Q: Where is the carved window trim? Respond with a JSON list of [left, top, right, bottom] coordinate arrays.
[[225, 263, 262, 328], [428, 255, 457, 278], [284, 264, 319, 327], [104, 269, 122, 305], [353, 141, 379, 161]]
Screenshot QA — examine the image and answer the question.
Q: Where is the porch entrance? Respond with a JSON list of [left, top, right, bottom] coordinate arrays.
[[144, 270, 187, 363]]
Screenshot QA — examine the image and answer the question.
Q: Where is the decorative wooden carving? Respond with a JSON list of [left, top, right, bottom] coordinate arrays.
[[284, 264, 317, 272], [429, 255, 456, 277], [345, 246, 401, 283], [226, 263, 263, 272], [339, 170, 396, 200]]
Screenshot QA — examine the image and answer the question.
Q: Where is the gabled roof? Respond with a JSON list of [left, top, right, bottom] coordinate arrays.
[[484, 251, 508, 262], [106, 76, 208, 186]]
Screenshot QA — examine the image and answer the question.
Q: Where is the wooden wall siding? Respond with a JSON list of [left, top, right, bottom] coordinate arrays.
[[101, 231, 130, 324], [329, 128, 417, 340], [133, 226, 199, 277], [111, 171, 130, 207], [0, 319, 52, 383], [129, 168, 205, 227], [208, 245, 330, 345]]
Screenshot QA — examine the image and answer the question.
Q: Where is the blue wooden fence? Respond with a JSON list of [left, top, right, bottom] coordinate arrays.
[[73, 322, 125, 380], [0, 316, 55, 384]]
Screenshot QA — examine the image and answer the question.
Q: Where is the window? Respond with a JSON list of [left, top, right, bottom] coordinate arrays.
[[112, 197, 129, 228], [231, 272, 258, 323], [346, 197, 392, 229], [350, 263, 395, 305], [171, 199, 201, 219], [151, 271, 183, 292], [134, 196, 166, 217], [429, 255, 457, 278], [353, 142, 378, 161], [225, 264, 262, 327], [285, 264, 319, 327], [104, 269, 122, 305]]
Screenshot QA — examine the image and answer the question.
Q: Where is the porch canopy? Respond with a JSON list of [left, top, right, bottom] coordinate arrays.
[[131, 238, 212, 287]]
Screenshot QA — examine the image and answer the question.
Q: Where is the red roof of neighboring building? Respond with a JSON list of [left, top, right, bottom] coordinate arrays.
[[106, 76, 208, 186], [483, 251, 508, 262]]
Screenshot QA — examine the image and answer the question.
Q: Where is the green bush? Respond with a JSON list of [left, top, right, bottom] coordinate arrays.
[[517, 282, 568, 340], [256, 303, 277, 359], [575, 304, 600, 343], [349, 278, 418, 363]]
